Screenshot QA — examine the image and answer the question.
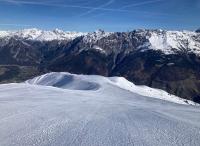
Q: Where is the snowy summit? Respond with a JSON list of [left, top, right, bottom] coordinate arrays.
[[0, 28, 200, 55], [0, 28, 88, 41]]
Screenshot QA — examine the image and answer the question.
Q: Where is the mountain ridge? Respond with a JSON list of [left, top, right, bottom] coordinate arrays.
[[0, 28, 88, 41], [0, 28, 200, 103], [1, 28, 200, 55]]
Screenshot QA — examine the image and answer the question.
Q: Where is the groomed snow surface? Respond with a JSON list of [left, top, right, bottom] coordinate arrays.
[[0, 72, 200, 146]]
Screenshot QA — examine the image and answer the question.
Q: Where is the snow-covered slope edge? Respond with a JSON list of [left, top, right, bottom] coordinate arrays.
[[108, 77, 197, 105], [27, 72, 197, 105]]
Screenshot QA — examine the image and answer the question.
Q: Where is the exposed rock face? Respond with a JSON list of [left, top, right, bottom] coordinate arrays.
[[0, 28, 200, 102]]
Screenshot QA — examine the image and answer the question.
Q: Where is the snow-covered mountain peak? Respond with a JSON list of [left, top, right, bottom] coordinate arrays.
[[0, 30, 10, 38], [83, 29, 112, 43], [195, 28, 200, 33], [93, 29, 112, 36], [16, 28, 43, 39], [24, 28, 40, 32], [0, 28, 200, 55], [53, 28, 63, 34], [94, 29, 105, 34], [137, 29, 200, 55], [0, 28, 87, 41]]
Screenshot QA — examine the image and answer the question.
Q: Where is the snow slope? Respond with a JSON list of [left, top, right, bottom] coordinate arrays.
[[137, 29, 200, 55], [27, 72, 196, 105], [0, 72, 200, 146]]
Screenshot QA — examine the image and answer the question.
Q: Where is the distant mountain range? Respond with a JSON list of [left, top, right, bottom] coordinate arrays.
[[0, 28, 87, 41], [0, 28, 200, 103]]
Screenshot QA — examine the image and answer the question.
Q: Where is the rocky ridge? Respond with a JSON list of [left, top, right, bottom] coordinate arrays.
[[0, 28, 200, 103]]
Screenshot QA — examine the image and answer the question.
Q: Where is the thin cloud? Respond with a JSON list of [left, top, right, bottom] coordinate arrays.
[[0, 0, 176, 16], [0, 23, 31, 26]]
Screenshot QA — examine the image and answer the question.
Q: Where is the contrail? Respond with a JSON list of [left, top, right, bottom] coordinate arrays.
[[1, 0, 20, 5], [91, 12, 108, 18], [120, 0, 163, 9], [91, 0, 164, 18], [0, 23, 31, 26], [79, 0, 100, 6], [0, 0, 177, 16], [0, 0, 104, 8], [76, 0, 115, 17]]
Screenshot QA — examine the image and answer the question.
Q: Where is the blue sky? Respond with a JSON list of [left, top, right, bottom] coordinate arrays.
[[0, 0, 200, 32]]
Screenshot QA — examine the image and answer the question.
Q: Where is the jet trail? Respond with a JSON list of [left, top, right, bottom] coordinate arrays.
[[91, 0, 164, 18], [0, 0, 177, 16], [76, 0, 115, 17], [79, 0, 100, 6]]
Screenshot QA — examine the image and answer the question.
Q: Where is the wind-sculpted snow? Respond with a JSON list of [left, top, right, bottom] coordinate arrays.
[[0, 72, 200, 146], [27, 72, 100, 91], [27, 72, 196, 105]]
